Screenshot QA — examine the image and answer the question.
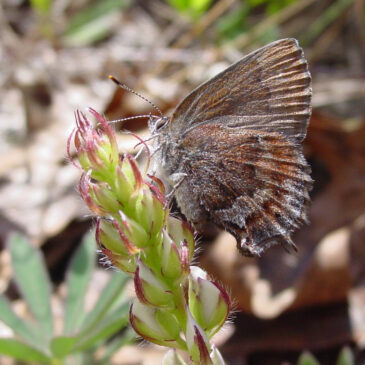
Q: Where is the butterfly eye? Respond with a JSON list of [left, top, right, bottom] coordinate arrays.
[[154, 117, 169, 131]]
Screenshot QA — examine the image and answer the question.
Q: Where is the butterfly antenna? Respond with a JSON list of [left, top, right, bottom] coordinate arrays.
[[109, 75, 163, 117], [108, 115, 153, 125]]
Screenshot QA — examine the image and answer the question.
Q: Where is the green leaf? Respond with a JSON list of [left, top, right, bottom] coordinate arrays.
[[337, 347, 355, 365], [80, 271, 129, 333], [63, 0, 130, 46], [0, 296, 42, 348], [71, 302, 129, 353], [63, 231, 97, 335], [297, 351, 320, 365], [9, 234, 53, 340], [51, 336, 77, 358], [0, 338, 50, 363]]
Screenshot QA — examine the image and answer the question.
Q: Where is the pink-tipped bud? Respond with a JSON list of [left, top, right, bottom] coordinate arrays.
[[130, 300, 182, 348], [189, 267, 230, 337], [161, 229, 183, 280], [91, 183, 122, 214], [134, 260, 174, 308], [118, 211, 149, 248], [134, 186, 166, 241], [167, 218, 195, 261], [185, 309, 212, 365], [79, 172, 105, 215], [96, 219, 138, 272], [73, 109, 119, 178]]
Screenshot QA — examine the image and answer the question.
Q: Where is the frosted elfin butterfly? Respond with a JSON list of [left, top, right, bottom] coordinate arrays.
[[114, 38, 312, 256]]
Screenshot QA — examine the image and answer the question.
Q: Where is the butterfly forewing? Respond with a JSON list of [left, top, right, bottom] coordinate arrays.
[[169, 38, 311, 142]]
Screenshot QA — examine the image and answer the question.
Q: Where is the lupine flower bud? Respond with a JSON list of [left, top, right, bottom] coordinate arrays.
[[114, 163, 138, 206], [167, 218, 195, 260], [161, 229, 183, 281], [72, 109, 119, 179], [95, 219, 137, 273], [189, 267, 230, 337], [130, 300, 182, 348], [90, 183, 122, 214], [185, 309, 212, 365], [118, 211, 149, 248], [97, 219, 138, 256], [134, 260, 174, 308], [78, 172, 105, 215]]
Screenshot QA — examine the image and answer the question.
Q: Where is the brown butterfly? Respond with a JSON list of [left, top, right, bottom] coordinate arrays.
[[150, 38, 312, 256]]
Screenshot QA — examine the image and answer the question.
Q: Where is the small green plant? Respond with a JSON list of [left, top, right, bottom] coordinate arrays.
[[0, 233, 133, 364]]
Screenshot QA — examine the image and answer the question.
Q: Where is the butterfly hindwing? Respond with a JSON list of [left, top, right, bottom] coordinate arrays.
[[175, 123, 312, 255]]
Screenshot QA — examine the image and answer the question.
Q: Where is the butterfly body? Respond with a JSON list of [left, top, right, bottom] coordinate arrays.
[[152, 38, 312, 256]]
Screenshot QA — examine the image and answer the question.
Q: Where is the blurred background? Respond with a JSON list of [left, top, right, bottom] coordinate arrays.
[[1, 0, 365, 364]]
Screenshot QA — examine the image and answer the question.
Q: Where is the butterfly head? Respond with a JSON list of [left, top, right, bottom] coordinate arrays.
[[149, 115, 170, 135]]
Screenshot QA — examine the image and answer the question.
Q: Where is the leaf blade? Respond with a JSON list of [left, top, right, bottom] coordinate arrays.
[[0, 338, 50, 363], [0, 296, 42, 348], [9, 234, 53, 340], [79, 270, 129, 332], [63, 232, 96, 335]]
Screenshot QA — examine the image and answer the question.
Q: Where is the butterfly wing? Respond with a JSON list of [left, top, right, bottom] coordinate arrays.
[[169, 38, 311, 143], [175, 123, 312, 256]]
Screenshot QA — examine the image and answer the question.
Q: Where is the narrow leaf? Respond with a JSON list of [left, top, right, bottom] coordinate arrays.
[[0, 296, 42, 348], [51, 336, 77, 358], [0, 338, 50, 363], [63, 231, 96, 335], [9, 234, 53, 340], [80, 271, 129, 332], [71, 302, 129, 353]]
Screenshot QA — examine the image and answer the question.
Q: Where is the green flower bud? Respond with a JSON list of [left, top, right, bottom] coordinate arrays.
[[189, 267, 230, 337], [98, 219, 137, 256], [161, 229, 183, 281], [73, 110, 119, 180], [118, 211, 149, 248], [90, 184, 122, 214], [96, 219, 137, 273], [167, 218, 195, 261], [114, 164, 136, 207], [185, 309, 212, 365], [130, 300, 182, 348], [134, 186, 166, 241], [134, 260, 174, 308]]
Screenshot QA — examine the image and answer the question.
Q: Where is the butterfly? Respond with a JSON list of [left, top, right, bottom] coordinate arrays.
[[150, 38, 312, 256]]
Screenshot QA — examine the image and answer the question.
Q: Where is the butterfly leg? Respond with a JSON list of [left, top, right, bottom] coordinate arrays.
[[164, 172, 188, 209]]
